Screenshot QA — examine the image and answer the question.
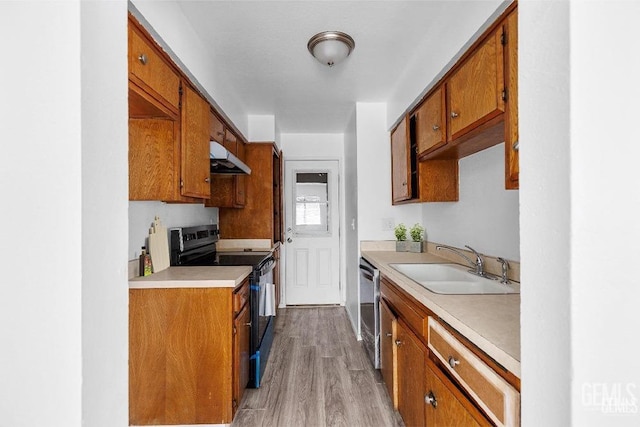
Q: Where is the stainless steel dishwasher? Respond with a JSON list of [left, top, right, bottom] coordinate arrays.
[[359, 257, 380, 369]]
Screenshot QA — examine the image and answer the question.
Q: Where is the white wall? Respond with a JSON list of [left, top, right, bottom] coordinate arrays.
[[569, 2, 640, 426], [248, 115, 276, 142], [130, 0, 249, 137], [129, 202, 218, 259], [280, 133, 347, 305], [422, 144, 520, 261], [0, 1, 128, 426], [520, 1, 571, 425], [80, 2, 129, 426], [356, 103, 422, 241], [343, 111, 360, 336]]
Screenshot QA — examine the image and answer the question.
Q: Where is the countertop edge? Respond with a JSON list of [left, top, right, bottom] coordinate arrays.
[[128, 266, 252, 289]]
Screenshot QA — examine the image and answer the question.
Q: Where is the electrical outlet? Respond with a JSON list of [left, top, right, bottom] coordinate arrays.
[[382, 217, 395, 231]]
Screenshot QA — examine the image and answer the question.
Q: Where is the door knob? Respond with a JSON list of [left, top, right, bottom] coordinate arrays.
[[287, 237, 293, 243], [138, 53, 147, 65], [451, 111, 459, 118], [432, 124, 440, 131], [395, 339, 403, 347]]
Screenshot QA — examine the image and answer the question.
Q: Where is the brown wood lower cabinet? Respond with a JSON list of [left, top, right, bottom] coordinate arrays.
[[396, 320, 428, 427], [379, 272, 517, 426], [129, 278, 250, 425], [380, 299, 397, 407], [425, 357, 486, 427]]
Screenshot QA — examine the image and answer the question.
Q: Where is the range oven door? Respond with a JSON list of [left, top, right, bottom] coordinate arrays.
[[359, 257, 380, 369], [249, 255, 277, 388]]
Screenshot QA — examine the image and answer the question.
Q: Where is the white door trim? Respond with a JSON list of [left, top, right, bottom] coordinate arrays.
[[282, 157, 343, 306]]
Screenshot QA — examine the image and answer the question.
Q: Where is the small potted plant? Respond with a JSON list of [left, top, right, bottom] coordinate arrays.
[[394, 223, 408, 252], [408, 223, 425, 253]]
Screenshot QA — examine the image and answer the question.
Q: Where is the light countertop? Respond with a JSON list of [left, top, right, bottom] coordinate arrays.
[[361, 250, 521, 378], [129, 266, 252, 289]]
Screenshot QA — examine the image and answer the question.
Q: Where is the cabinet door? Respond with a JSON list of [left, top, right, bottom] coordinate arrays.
[[504, 8, 519, 189], [128, 21, 180, 113], [380, 299, 397, 408], [181, 85, 212, 198], [129, 118, 180, 201], [415, 86, 446, 156], [233, 303, 251, 415], [391, 116, 412, 203], [210, 110, 225, 145], [224, 129, 238, 156], [424, 360, 487, 427], [447, 29, 505, 141], [396, 320, 427, 427]]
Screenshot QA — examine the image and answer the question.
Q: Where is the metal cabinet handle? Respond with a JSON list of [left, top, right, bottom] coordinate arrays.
[[402, 181, 407, 186], [513, 140, 519, 151], [386, 332, 392, 337], [138, 53, 147, 65], [205, 177, 210, 183], [432, 124, 440, 131], [244, 321, 252, 327], [448, 356, 460, 368], [395, 339, 403, 347], [425, 391, 438, 408], [287, 237, 293, 243], [450, 111, 459, 118]]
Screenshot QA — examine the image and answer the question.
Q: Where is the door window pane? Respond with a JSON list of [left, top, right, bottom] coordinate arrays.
[[294, 172, 329, 235]]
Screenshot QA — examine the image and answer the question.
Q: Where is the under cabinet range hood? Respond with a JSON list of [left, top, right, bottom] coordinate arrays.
[[210, 141, 251, 175]]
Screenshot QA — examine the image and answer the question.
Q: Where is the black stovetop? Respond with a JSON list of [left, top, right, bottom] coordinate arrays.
[[215, 251, 272, 267]]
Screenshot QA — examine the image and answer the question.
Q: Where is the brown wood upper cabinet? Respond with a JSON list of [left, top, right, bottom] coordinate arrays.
[[181, 85, 212, 199], [224, 129, 238, 156], [210, 110, 226, 145], [128, 16, 180, 119], [391, 114, 459, 205], [504, 8, 519, 189], [415, 86, 446, 156], [219, 142, 283, 244], [206, 123, 247, 209], [413, 4, 519, 189], [391, 116, 413, 203], [446, 28, 505, 142]]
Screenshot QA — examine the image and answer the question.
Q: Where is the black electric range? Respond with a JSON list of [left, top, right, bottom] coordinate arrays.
[[169, 224, 276, 388]]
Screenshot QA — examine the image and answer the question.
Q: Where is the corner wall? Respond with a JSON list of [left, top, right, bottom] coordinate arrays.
[[343, 110, 359, 336]]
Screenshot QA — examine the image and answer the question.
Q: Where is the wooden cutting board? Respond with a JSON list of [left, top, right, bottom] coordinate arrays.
[[148, 216, 170, 273]]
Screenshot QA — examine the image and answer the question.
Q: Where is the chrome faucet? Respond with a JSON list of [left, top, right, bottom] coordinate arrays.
[[497, 257, 510, 284], [436, 244, 485, 277]]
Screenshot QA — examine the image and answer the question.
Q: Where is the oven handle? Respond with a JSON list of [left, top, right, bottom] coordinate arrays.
[[258, 256, 276, 276]]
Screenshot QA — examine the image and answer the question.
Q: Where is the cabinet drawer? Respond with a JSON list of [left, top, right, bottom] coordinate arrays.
[[233, 280, 250, 316], [129, 26, 180, 110], [428, 317, 519, 427], [381, 278, 428, 339]]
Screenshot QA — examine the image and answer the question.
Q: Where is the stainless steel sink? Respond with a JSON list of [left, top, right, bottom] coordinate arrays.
[[389, 263, 520, 295]]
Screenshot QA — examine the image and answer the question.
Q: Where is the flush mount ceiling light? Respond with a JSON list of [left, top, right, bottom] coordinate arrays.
[[307, 31, 355, 67]]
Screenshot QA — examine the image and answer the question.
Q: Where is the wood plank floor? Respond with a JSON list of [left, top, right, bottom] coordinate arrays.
[[233, 307, 405, 427]]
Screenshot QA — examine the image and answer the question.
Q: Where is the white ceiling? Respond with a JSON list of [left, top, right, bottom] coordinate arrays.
[[177, 1, 504, 134]]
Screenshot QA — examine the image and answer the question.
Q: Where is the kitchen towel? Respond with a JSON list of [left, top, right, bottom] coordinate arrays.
[[259, 281, 276, 317]]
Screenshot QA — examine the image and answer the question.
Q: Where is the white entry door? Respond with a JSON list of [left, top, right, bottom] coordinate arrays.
[[285, 160, 340, 305]]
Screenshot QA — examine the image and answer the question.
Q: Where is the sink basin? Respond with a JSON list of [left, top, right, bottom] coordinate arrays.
[[389, 263, 520, 295]]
